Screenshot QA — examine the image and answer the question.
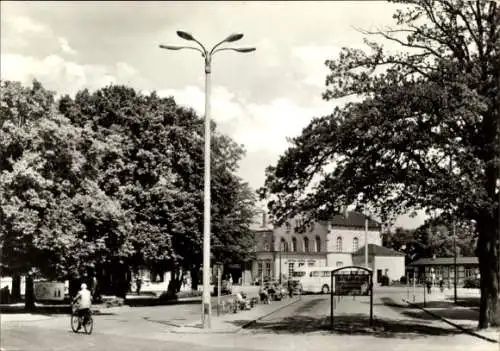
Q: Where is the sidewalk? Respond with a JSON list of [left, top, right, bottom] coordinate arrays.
[[402, 288, 499, 343], [165, 296, 302, 333]]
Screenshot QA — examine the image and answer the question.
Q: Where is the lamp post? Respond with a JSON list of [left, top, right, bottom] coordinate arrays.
[[279, 249, 282, 284], [159, 31, 255, 329], [453, 219, 457, 303], [449, 155, 457, 304], [364, 209, 369, 269]]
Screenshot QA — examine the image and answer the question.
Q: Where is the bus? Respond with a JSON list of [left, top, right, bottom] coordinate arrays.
[[291, 266, 372, 294], [290, 267, 338, 294]]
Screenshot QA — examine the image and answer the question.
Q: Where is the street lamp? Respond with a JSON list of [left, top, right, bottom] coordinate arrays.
[[159, 31, 255, 329], [449, 155, 457, 304]]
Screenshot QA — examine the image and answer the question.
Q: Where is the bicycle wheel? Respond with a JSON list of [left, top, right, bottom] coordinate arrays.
[[70, 313, 80, 332], [83, 315, 93, 335]]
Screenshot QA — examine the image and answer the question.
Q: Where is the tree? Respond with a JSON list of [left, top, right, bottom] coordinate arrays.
[[260, 0, 499, 328], [58, 85, 257, 294], [383, 217, 477, 263], [1, 81, 134, 303]]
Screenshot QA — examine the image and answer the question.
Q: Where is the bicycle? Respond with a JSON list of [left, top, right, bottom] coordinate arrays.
[[70, 304, 94, 334]]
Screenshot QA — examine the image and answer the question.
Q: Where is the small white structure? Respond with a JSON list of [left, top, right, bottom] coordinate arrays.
[[352, 244, 406, 284]]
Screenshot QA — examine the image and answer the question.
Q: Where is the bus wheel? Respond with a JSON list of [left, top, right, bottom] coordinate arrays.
[[321, 285, 329, 294]]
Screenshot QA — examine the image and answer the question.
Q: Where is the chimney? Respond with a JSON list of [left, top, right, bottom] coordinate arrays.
[[341, 205, 348, 218]]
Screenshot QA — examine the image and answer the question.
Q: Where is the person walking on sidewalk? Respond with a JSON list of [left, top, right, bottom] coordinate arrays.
[[135, 274, 142, 295], [426, 279, 432, 294]]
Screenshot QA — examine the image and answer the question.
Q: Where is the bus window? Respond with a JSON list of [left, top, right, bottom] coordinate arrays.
[[310, 271, 321, 277], [292, 271, 306, 278]]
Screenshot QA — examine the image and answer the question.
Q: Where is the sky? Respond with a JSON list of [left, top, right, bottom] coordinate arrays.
[[0, 1, 428, 229]]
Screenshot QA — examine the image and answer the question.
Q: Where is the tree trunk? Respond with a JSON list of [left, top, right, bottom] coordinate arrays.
[[174, 271, 183, 293], [24, 275, 35, 311], [11, 274, 21, 300], [191, 267, 199, 291], [476, 219, 500, 329], [69, 278, 80, 298]]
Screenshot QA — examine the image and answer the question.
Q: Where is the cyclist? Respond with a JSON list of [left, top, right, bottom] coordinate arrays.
[[72, 283, 92, 330]]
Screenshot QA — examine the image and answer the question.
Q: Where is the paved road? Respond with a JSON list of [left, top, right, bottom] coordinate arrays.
[[1, 326, 260, 351], [1, 289, 497, 351]]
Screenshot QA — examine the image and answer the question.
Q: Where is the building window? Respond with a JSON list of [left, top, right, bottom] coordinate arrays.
[[308, 261, 315, 267], [298, 262, 305, 268], [353, 237, 359, 251], [292, 237, 298, 252], [264, 243, 270, 251], [336, 236, 343, 252], [336, 261, 343, 268], [315, 236, 321, 252], [258, 262, 263, 278], [465, 267, 474, 278], [304, 237, 309, 252], [280, 238, 287, 252], [288, 263, 295, 278], [285, 222, 291, 233], [265, 262, 271, 278], [308, 222, 315, 232]]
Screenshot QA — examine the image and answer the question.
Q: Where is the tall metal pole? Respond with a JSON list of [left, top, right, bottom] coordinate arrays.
[[364, 213, 369, 268], [217, 266, 221, 317], [450, 154, 457, 304], [159, 31, 255, 329], [412, 270, 416, 302], [453, 219, 457, 304], [279, 251, 282, 284], [201, 54, 212, 328]]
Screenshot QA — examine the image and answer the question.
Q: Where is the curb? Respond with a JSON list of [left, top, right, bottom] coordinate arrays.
[[155, 296, 302, 334], [401, 298, 498, 344]]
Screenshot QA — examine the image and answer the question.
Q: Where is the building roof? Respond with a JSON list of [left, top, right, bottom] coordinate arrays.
[[330, 211, 381, 230], [352, 244, 405, 257], [408, 257, 478, 266]]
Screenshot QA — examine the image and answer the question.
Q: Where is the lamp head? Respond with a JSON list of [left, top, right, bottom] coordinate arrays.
[[177, 31, 195, 41], [159, 45, 183, 50], [224, 33, 244, 42], [232, 47, 256, 53]]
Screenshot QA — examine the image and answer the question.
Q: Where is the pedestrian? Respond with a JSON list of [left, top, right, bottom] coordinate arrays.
[[259, 286, 269, 304], [426, 279, 432, 294], [439, 277, 444, 293], [135, 274, 142, 295]]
